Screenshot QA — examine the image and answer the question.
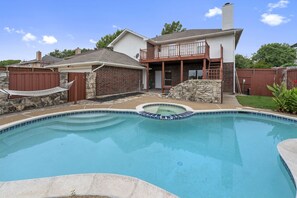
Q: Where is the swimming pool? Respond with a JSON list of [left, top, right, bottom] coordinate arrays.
[[0, 110, 296, 198]]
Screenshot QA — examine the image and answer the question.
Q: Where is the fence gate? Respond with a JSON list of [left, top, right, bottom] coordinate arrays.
[[68, 73, 86, 102]]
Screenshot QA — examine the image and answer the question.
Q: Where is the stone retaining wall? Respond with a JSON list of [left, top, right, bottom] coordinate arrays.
[[167, 79, 222, 103], [86, 72, 96, 99], [0, 71, 67, 115]]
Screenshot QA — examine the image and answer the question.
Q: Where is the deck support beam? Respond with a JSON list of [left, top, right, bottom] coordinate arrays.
[[146, 63, 149, 91], [203, 59, 207, 79], [162, 61, 165, 93], [180, 60, 184, 83]]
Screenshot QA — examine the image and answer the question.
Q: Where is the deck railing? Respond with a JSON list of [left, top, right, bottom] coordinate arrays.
[[140, 40, 209, 61]]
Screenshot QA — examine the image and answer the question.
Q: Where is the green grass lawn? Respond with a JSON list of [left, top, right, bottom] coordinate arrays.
[[236, 95, 277, 110]]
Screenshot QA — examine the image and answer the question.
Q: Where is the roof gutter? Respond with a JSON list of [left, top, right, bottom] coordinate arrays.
[[149, 29, 242, 45], [46, 61, 145, 70]]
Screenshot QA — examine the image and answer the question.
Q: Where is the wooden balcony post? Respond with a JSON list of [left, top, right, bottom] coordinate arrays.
[[74, 76, 78, 104], [203, 59, 207, 79], [220, 44, 224, 80], [146, 64, 149, 91], [180, 60, 184, 83], [162, 62, 165, 93], [220, 59, 223, 80]]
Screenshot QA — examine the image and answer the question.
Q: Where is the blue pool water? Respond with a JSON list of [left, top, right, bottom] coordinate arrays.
[[0, 112, 296, 198]]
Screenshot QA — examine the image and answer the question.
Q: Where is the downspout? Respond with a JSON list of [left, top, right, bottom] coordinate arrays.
[[91, 64, 105, 72], [233, 30, 236, 94]]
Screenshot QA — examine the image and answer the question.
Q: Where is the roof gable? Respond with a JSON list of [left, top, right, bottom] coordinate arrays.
[[108, 29, 148, 47]]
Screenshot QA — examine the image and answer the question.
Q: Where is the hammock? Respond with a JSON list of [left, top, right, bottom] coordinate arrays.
[[0, 81, 74, 97]]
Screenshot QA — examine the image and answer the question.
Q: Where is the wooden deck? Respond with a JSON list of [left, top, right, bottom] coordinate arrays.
[[140, 41, 210, 63]]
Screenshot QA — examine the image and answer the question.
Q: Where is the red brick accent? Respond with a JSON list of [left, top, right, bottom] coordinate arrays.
[[96, 66, 142, 96], [223, 62, 234, 92]]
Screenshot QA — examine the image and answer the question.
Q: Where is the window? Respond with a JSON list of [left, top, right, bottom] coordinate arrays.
[[165, 71, 172, 86], [188, 70, 203, 79]]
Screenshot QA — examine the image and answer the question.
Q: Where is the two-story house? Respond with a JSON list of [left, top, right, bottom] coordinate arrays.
[[111, 3, 243, 94]]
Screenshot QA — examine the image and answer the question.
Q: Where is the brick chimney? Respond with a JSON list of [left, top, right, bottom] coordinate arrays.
[[222, 3, 234, 30], [75, 47, 81, 55], [36, 51, 42, 61]]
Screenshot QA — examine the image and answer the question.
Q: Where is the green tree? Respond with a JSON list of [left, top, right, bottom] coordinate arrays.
[[252, 43, 296, 67], [235, 54, 253, 68], [161, 21, 186, 35], [96, 29, 123, 48], [49, 48, 92, 58], [0, 59, 21, 67]]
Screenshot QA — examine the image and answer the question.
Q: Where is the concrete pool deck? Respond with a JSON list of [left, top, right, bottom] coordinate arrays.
[[0, 174, 178, 198], [0, 93, 297, 198]]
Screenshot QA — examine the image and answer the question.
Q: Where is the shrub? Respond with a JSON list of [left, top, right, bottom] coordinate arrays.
[[267, 83, 297, 114]]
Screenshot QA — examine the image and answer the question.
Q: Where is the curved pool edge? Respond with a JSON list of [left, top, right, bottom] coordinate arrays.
[[1, 108, 297, 131], [277, 139, 297, 198], [0, 173, 178, 198]]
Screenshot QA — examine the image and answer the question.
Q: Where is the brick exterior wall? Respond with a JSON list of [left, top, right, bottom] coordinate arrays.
[[96, 66, 142, 96], [223, 62, 234, 92]]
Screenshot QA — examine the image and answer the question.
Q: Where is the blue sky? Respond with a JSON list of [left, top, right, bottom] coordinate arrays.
[[0, 0, 296, 60]]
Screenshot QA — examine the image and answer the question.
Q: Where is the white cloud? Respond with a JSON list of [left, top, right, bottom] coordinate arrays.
[[4, 27, 14, 33], [205, 7, 222, 18], [112, 25, 121, 29], [15, 29, 25, 34], [268, 0, 289, 11], [4, 27, 26, 34], [22, 33, 37, 42], [261, 13, 290, 26], [41, 35, 57, 44], [89, 39, 97, 44]]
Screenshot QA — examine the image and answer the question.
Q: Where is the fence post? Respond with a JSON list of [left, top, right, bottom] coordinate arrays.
[[74, 76, 78, 104]]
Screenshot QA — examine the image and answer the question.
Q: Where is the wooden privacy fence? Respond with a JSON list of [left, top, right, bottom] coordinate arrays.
[[287, 69, 297, 89], [9, 72, 60, 91], [236, 68, 284, 96], [0, 67, 54, 72]]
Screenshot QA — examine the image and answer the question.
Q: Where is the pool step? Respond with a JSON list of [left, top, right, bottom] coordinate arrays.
[[66, 113, 109, 120], [57, 116, 115, 125], [47, 118, 125, 132]]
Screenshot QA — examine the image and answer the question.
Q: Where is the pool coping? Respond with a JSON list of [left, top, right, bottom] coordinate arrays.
[[277, 139, 297, 198], [0, 173, 178, 198], [0, 107, 297, 198]]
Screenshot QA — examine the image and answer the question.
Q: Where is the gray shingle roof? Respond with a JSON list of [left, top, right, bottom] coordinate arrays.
[[292, 43, 297, 48], [48, 48, 144, 68], [151, 29, 223, 42], [19, 55, 62, 65], [150, 28, 243, 43], [42, 55, 63, 63]]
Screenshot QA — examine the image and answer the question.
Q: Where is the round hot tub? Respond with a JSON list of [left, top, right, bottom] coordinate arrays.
[[136, 103, 194, 120]]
